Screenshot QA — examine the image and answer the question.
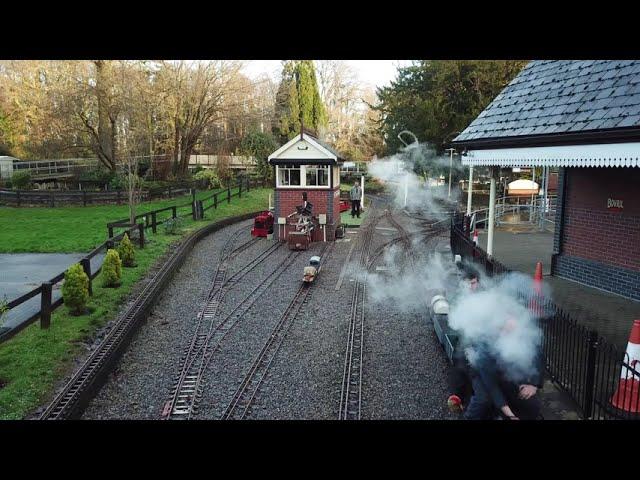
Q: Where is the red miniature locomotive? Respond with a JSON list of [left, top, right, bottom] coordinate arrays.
[[251, 211, 274, 237]]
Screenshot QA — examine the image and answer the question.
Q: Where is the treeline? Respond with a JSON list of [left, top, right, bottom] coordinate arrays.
[[375, 60, 528, 154], [0, 60, 386, 179], [0, 60, 279, 177]]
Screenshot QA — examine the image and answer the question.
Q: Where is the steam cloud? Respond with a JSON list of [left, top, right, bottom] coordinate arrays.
[[366, 245, 548, 382], [362, 139, 546, 383], [368, 142, 467, 220], [448, 271, 546, 382]]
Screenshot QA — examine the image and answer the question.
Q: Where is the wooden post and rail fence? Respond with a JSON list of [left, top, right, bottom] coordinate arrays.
[[0, 177, 269, 344]]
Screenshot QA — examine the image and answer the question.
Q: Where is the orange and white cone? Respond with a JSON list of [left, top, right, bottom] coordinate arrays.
[[529, 261, 544, 317], [610, 319, 640, 413]]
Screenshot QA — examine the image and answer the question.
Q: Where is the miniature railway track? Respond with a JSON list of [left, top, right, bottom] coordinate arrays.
[[224, 241, 282, 288], [338, 206, 381, 420], [39, 213, 260, 420], [162, 246, 301, 419], [221, 241, 335, 420]]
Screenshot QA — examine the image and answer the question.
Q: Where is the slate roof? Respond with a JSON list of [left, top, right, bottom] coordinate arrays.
[[453, 60, 640, 147]]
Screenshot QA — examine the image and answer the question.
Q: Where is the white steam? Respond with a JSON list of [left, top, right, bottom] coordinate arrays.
[[368, 142, 466, 220], [367, 251, 460, 314], [448, 274, 543, 382]]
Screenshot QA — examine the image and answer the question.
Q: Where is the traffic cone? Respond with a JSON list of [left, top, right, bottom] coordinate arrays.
[[529, 261, 544, 317], [610, 320, 640, 413], [533, 261, 543, 293]]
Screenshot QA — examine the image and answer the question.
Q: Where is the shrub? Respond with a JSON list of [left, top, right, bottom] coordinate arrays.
[[101, 249, 122, 288], [11, 170, 31, 189], [0, 298, 8, 326], [62, 263, 89, 316], [194, 169, 219, 189], [163, 216, 184, 235], [78, 168, 115, 184], [108, 175, 125, 190], [118, 233, 136, 267]]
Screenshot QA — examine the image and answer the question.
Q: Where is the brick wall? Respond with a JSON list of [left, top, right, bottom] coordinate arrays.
[[273, 187, 341, 242], [554, 254, 640, 301], [552, 167, 640, 300]]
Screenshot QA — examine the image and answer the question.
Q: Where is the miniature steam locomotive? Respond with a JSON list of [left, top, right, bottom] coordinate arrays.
[[303, 255, 322, 284]]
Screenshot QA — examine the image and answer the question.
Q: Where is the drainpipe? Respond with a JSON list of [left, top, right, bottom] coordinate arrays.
[[487, 167, 497, 257], [466, 166, 473, 215]]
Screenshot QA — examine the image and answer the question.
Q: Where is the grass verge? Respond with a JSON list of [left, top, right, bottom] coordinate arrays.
[[0, 187, 243, 253], [0, 187, 269, 419]]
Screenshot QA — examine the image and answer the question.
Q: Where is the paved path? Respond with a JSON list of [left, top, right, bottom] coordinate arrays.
[[476, 228, 640, 349], [0, 253, 105, 336]]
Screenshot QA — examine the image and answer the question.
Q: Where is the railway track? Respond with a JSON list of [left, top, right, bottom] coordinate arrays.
[[221, 241, 335, 420], [162, 245, 301, 419], [338, 205, 382, 420], [39, 213, 260, 420]]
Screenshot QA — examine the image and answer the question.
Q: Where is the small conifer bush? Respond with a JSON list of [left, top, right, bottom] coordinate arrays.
[[62, 263, 89, 315], [101, 249, 122, 288], [118, 233, 136, 267]]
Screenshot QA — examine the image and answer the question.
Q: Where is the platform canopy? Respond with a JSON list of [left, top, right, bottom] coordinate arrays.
[[461, 142, 640, 168], [453, 61, 640, 169], [268, 131, 344, 166]]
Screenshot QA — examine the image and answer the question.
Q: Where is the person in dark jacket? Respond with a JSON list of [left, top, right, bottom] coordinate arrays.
[[446, 269, 481, 413], [463, 319, 544, 420], [350, 181, 362, 218]]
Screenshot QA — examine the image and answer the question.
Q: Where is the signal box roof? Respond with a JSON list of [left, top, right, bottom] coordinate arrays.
[[268, 132, 344, 165]]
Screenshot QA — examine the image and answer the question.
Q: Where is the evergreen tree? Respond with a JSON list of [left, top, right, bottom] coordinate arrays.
[[273, 61, 328, 144], [62, 263, 89, 316], [374, 60, 528, 154], [239, 129, 278, 181]]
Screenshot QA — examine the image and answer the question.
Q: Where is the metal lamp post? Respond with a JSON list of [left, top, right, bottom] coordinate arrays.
[[445, 148, 456, 199]]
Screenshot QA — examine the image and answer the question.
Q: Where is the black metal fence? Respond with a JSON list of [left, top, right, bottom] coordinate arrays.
[[451, 213, 640, 419]]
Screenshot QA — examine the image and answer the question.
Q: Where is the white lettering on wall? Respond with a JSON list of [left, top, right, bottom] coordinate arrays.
[[607, 198, 624, 210]]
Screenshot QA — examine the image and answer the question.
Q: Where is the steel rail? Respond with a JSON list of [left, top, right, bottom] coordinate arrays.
[[161, 228, 247, 418], [163, 249, 302, 419], [221, 241, 335, 420], [338, 203, 382, 420], [39, 212, 260, 420]]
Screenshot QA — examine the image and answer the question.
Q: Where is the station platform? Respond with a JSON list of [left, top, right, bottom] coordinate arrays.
[[476, 228, 640, 350]]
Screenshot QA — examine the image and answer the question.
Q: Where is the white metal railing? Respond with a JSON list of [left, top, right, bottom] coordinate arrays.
[[11, 158, 99, 179], [189, 155, 256, 170], [469, 195, 557, 232]]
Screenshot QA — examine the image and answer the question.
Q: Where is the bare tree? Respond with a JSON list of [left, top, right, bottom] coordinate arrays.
[[315, 60, 383, 160], [160, 61, 244, 175]]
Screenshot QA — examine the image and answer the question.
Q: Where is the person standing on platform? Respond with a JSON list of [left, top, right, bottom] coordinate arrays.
[[350, 181, 362, 219]]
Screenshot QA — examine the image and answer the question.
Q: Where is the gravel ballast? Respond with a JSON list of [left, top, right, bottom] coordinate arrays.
[[82, 200, 456, 420]]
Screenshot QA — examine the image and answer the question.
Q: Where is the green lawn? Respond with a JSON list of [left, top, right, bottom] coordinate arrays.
[[340, 197, 370, 227], [0, 187, 239, 253], [0, 187, 269, 419]]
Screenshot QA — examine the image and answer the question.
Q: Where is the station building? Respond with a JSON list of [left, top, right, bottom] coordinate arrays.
[[268, 131, 344, 242], [453, 60, 640, 301]]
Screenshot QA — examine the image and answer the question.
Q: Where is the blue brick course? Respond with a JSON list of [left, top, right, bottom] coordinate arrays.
[[554, 254, 640, 301]]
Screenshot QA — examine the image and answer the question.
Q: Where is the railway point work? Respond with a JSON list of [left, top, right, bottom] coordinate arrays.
[[2, 59, 640, 422]]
